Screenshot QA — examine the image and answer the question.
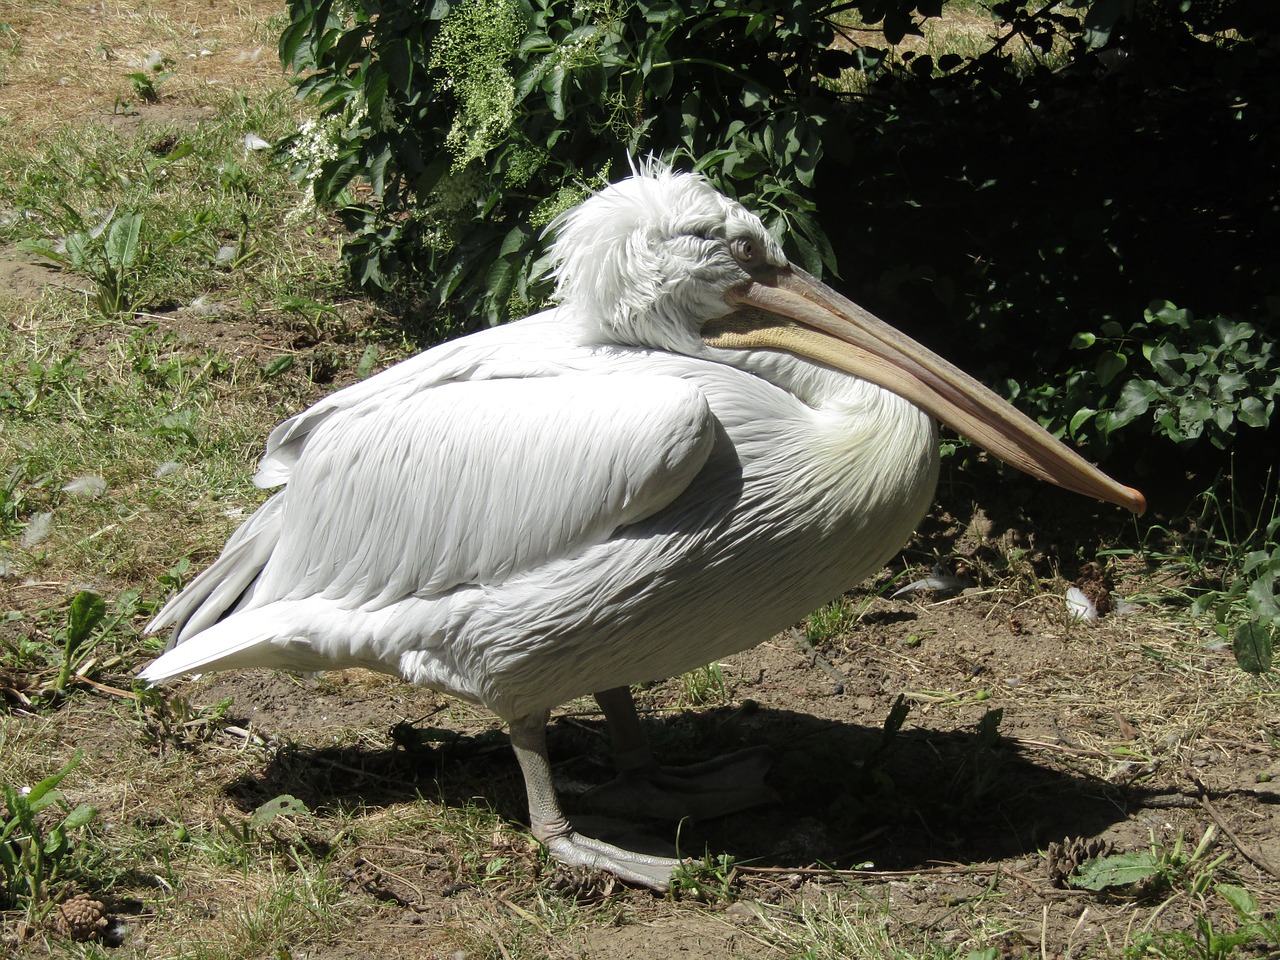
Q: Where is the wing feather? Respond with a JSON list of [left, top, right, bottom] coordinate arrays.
[[146, 362, 716, 681], [254, 312, 569, 488], [147, 492, 284, 644], [254, 374, 715, 607]]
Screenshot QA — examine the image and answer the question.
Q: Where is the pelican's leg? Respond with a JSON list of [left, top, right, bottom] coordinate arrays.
[[584, 686, 776, 821], [509, 711, 681, 891]]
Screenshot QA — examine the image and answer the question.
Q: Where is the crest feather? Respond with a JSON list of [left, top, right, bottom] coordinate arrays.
[[549, 162, 735, 317]]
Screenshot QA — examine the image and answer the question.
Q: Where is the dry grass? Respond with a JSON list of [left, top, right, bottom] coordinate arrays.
[[0, 0, 284, 148]]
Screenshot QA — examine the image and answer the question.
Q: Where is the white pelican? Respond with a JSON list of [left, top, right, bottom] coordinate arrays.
[[140, 163, 1144, 890]]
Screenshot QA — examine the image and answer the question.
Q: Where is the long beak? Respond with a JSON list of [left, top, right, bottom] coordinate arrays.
[[705, 266, 1146, 515]]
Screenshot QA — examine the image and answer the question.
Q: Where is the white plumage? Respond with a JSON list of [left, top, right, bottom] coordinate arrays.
[[141, 163, 1142, 888]]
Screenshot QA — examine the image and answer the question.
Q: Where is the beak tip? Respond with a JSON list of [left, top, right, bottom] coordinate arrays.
[[1124, 487, 1147, 517]]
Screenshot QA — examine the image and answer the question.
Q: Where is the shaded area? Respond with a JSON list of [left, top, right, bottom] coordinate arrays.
[[221, 702, 1143, 876], [819, 10, 1280, 489]]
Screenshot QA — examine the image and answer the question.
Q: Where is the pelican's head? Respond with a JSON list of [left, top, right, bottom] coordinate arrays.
[[550, 162, 786, 353], [551, 163, 1145, 515]]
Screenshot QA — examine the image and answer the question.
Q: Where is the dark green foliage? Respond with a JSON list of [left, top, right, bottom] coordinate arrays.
[[819, 2, 1279, 476], [280, 0, 1277, 473], [1011, 301, 1279, 455], [278, 0, 937, 323]]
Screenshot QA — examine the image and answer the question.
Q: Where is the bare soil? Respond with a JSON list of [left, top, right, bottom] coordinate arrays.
[[9, 549, 1280, 958]]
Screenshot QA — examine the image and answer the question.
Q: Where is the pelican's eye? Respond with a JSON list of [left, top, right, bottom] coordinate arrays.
[[730, 236, 763, 269]]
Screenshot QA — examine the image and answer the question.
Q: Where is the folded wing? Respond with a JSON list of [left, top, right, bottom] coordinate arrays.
[[142, 370, 716, 682]]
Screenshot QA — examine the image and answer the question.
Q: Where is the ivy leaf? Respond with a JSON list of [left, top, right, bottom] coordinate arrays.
[[1111, 379, 1153, 427], [1150, 342, 1189, 387], [1071, 331, 1097, 349], [1068, 407, 1095, 438], [1096, 350, 1127, 387], [1145, 300, 1191, 330], [1237, 396, 1270, 428]]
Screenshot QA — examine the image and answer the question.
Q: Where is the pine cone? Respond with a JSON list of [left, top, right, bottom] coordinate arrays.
[[51, 893, 109, 942], [1046, 836, 1113, 888]]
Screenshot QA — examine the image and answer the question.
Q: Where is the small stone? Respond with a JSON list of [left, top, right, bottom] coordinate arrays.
[[724, 900, 762, 921]]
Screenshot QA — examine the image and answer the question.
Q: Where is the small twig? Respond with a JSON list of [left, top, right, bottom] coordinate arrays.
[[1010, 735, 1122, 761], [222, 725, 267, 747], [791, 628, 849, 686], [1182, 761, 1280, 880], [1049, 716, 1085, 750], [1195, 789, 1280, 881], [68, 674, 138, 701], [356, 858, 425, 903], [733, 861, 999, 881]]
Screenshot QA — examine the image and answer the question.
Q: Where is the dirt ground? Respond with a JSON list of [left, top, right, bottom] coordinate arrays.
[[9, 494, 1280, 957], [171, 537, 1280, 958], [1, 2, 1278, 958]]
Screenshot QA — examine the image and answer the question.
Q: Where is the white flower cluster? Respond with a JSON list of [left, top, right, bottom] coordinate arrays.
[[552, 27, 600, 70], [293, 96, 369, 183], [290, 114, 345, 193]]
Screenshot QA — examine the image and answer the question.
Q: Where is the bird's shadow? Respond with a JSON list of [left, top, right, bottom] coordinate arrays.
[[221, 702, 1147, 873]]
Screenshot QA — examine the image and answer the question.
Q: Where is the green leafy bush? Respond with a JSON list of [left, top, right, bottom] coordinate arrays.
[[1009, 300, 1280, 455], [278, 0, 924, 323], [280, 0, 1277, 472]]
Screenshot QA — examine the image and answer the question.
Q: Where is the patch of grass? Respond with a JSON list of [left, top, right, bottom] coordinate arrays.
[[757, 887, 1013, 960], [0, 89, 334, 314], [181, 860, 348, 960], [806, 596, 859, 643], [1, 589, 144, 710], [669, 847, 738, 902], [1125, 470, 1279, 672], [433, 796, 539, 889], [0, 88, 383, 590], [678, 661, 729, 707]]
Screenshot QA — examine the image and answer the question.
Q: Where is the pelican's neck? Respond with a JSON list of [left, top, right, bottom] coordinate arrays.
[[698, 341, 883, 412], [720, 345, 941, 531]]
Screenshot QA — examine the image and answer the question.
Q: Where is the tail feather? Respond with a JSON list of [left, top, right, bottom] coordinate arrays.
[[148, 493, 285, 647], [138, 605, 333, 683]]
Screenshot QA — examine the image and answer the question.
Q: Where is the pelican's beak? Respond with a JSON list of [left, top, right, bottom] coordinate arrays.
[[705, 266, 1146, 515]]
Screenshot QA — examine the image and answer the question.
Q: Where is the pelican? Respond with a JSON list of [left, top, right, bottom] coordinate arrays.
[[140, 163, 1144, 890]]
